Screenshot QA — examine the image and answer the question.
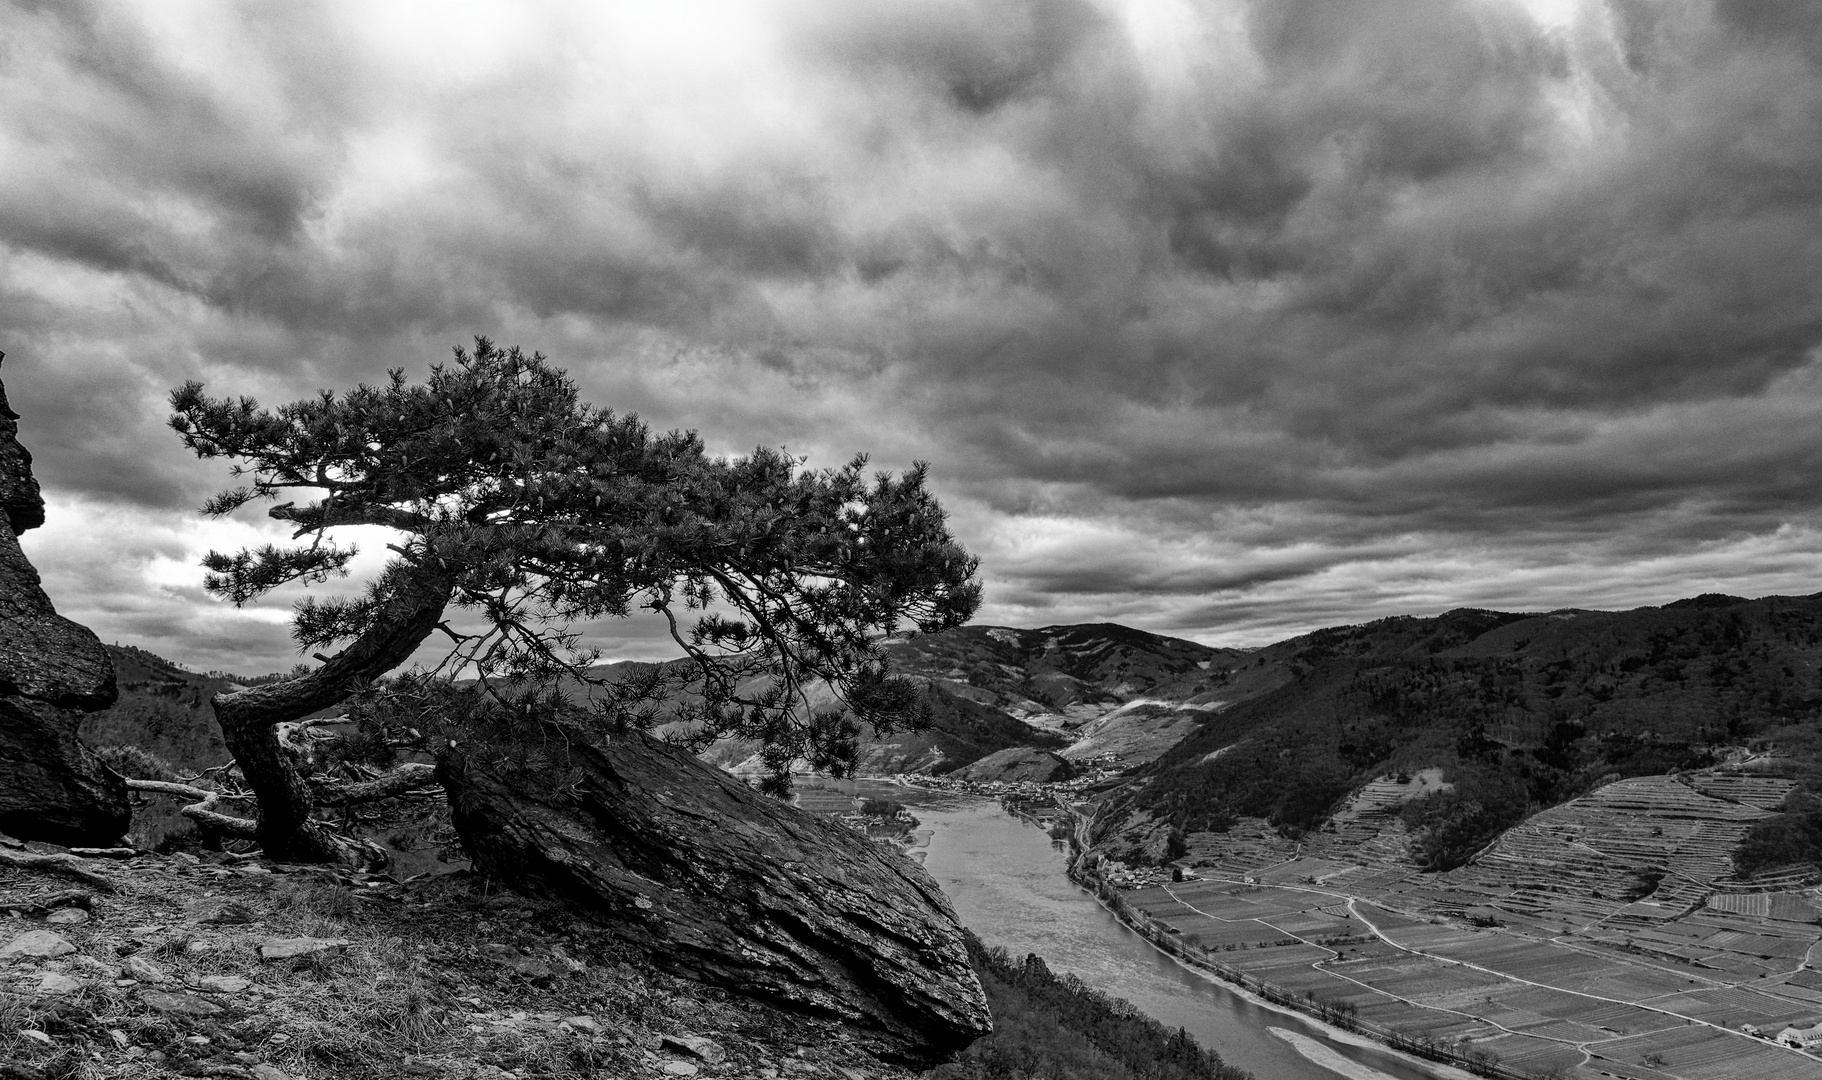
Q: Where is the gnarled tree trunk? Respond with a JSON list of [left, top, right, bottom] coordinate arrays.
[[211, 573, 452, 861], [437, 716, 992, 1065]]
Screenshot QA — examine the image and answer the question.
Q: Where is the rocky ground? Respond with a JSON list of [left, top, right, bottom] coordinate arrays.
[[0, 841, 925, 1080]]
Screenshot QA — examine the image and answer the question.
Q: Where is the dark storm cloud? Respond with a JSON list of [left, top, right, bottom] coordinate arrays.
[[3, 0, 1822, 670], [796, 0, 1106, 113]]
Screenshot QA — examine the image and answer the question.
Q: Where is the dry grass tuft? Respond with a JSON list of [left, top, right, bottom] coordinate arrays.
[[272, 877, 359, 924], [369, 977, 444, 1047], [148, 931, 193, 961]]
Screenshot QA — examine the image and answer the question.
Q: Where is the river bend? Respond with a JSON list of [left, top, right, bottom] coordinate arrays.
[[813, 780, 1456, 1080]]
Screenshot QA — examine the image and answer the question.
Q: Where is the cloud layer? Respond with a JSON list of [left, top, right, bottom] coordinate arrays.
[[4, 0, 1822, 671]]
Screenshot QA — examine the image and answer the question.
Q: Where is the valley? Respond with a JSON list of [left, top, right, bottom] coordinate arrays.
[[63, 591, 1822, 1080], [848, 595, 1822, 1080]]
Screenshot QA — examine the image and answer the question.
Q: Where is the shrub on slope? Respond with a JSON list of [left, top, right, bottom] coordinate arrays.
[[933, 931, 1252, 1080]]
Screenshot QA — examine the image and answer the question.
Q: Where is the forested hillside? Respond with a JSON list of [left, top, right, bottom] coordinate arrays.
[[1101, 593, 1822, 869], [77, 645, 238, 771], [884, 623, 1239, 712], [641, 622, 1230, 775]]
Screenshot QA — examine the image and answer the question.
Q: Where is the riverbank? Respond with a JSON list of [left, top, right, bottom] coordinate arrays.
[[1065, 860, 1487, 1080], [854, 775, 1485, 1080]]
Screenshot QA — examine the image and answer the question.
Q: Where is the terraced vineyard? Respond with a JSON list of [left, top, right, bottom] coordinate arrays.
[[1437, 775, 1792, 930], [1126, 768, 1822, 1080]]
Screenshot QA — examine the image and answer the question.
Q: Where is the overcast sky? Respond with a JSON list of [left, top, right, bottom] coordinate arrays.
[[4, 0, 1822, 674]]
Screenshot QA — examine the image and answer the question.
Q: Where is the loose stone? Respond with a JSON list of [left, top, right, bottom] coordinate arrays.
[[121, 955, 168, 983], [662, 1034, 726, 1063], [0, 929, 76, 961], [257, 936, 349, 962], [35, 972, 84, 995]]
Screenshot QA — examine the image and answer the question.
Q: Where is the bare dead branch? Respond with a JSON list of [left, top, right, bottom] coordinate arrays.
[[177, 761, 240, 786], [125, 779, 261, 839], [67, 847, 136, 859]]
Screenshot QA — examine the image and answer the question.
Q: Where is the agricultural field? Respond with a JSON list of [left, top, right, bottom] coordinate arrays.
[[1134, 767, 1822, 1080]]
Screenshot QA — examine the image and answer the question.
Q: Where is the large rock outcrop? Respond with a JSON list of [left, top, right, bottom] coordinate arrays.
[[438, 715, 992, 1065], [0, 353, 129, 844]]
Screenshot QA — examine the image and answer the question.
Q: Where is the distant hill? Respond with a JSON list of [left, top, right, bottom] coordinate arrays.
[[79, 645, 238, 772], [566, 623, 1230, 777], [949, 746, 1075, 785], [79, 646, 339, 776], [703, 681, 1068, 778], [70, 623, 1251, 779], [883, 622, 1238, 711], [1097, 592, 1822, 868], [881, 623, 1240, 766]]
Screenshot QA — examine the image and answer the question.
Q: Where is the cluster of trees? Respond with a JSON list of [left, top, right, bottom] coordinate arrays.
[[1398, 765, 1530, 871], [1736, 788, 1822, 877], [154, 339, 982, 862], [930, 932, 1252, 1080]]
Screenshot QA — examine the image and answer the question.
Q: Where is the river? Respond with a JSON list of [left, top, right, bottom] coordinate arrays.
[[807, 779, 1458, 1080]]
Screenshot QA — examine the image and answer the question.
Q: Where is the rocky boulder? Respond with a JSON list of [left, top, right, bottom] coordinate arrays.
[[0, 353, 128, 844], [437, 716, 991, 1065]]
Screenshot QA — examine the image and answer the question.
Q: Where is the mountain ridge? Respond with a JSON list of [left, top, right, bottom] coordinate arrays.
[[1095, 590, 1822, 869]]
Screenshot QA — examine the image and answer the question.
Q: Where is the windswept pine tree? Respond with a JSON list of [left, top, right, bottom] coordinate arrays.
[[170, 338, 980, 861]]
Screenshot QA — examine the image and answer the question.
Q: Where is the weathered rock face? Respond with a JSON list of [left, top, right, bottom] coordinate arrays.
[[0, 361, 44, 535], [0, 354, 128, 844], [438, 718, 992, 1065]]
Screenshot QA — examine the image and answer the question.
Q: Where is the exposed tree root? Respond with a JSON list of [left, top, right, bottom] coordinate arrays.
[[0, 848, 116, 892], [0, 887, 92, 917]]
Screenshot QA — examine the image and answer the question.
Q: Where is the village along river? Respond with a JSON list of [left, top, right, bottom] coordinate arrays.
[[803, 779, 1458, 1080]]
